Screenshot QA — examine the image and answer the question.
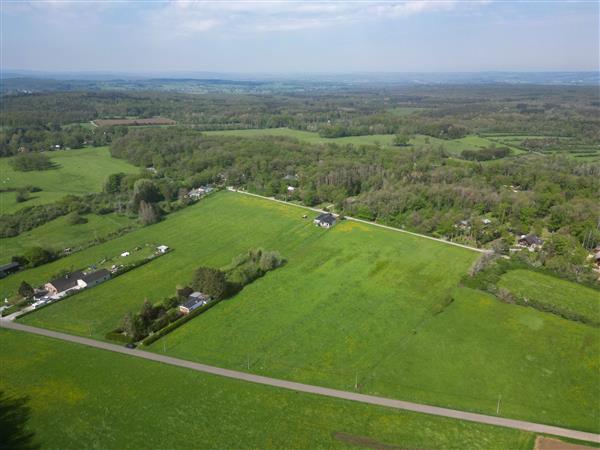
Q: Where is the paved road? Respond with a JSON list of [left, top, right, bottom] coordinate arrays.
[[227, 188, 489, 253], [2, 320, 598, 443]]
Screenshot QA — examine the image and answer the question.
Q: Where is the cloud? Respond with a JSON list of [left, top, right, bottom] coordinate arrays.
[[143, 0, 479, 36]]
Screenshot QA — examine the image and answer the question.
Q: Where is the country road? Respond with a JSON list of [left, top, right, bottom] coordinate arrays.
[[2, 320, 598, 444]]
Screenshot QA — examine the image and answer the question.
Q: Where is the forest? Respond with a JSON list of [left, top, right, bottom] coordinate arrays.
[[1, 85, 599, 284]]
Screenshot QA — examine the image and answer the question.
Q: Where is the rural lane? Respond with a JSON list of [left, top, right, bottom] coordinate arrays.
[[2, 320, 598, 444], [226, 188, 490, 253]]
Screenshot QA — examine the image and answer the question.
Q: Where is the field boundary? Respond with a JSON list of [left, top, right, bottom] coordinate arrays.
[[1, 320, 598, 443], [226, 188, 488, 254]]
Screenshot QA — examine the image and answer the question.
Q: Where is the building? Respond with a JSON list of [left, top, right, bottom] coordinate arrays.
[[156, 245, 169, 254], [518, 234, 543, 250], [314, 213, 337, 229], [76, 269, 111, 289], [594, 251, 600, 269], [45, 271, 85, 296], [187, 187, 206, 199], [179, 292, 211, 315], [482, 218, 492, 225], [0, 261, 21, 279]]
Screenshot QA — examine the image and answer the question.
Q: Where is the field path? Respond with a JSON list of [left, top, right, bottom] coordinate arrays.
[[2, 320, 598, 444], [226, 188, 489, 253]]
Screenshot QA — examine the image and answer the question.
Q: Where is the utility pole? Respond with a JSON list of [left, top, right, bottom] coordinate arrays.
[[163, 339, 166, 353], [355, 372, 358, 391], [496, 394, 502, 415], [247, 355, 250, 370]]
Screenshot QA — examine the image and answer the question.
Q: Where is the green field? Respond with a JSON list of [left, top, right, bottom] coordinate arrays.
[[203, 127, 523, 156], [0, 147, 139, 214], [10, 192, 600, 432], [0, 329, 536, 449], [497, 270, 600, 325], [0, 213, 137, 264]]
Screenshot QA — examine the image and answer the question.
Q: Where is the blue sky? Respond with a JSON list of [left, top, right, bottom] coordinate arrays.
[[2, 1, 598, 73]]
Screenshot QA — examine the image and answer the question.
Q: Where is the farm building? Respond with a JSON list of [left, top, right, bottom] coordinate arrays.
[[179, 292, 211, 315], [157, 245, 169, 253], [45, 271, 85, 296], [314, 213, 336, 229], [45, 270, 110, 295], [518, 234, 543, 250], [0, 261, 21, 278], [76, 269, 111, 289]]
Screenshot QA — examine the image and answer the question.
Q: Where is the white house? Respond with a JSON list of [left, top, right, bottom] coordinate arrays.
[[76, 269, 111, 289], [157, 245, 169, 254], [179, 292, 211, 315]]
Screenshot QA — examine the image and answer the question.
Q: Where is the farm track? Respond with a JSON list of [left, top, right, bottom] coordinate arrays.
[[2, 320, 598, 444], [227, 188, 490, 254]]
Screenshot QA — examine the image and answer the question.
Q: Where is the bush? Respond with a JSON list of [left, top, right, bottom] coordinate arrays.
[[15, 189, 30, 203], [23, 246, 54, 267], [193, 267, 228, 299], [66, 212, 88, 225]]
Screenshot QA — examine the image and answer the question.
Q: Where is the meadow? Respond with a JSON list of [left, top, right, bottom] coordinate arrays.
[[0, 213, 137, 264], [11, 191, 600, 432], [497, 269, 600, 325], [202, 127, 522, 155], [0, 328, 536, 449], [0, 146, 139, 214]]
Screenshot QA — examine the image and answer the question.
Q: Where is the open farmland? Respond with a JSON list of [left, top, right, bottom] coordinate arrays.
[[11, 191, 600, 433], [203, 127, 523, 156], [497, 270, 600, 325], [0, 328, 537, 450], [0, 212, 137, 264], [0, 146, 139, 214]]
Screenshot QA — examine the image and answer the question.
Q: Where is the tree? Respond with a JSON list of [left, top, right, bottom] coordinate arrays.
[[66, 212, 87, 225], [15, 189, 30, 203], [104, 172, 125, 194], [120, 312, 144, 340], [138, 200, 160, 226], [18, 281, 34, 299], [393, 133, 410, 146], [23, 247, 54, 267], [193, 267, 228, 299], [133, 179, 163, 205]]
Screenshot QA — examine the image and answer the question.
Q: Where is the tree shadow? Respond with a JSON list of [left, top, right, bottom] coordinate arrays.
[[0, 390, 39, 450]]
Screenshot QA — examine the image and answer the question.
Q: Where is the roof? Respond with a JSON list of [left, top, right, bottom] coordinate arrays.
[[0, 261, 21, 272], [81, 269, 110, 284], [520, 234, 543, 245], [315, 213, 336, 225], [182, 294, 209, 309], [48, 271, 84, 292]]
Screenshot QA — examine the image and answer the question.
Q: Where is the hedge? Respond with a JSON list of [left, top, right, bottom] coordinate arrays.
[[141, 298, 222, 346]]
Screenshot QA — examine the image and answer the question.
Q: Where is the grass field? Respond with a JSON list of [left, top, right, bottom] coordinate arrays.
[[0, 329, 536, 450], [10, 191, 600, 432], [0, 147, 139, 214], [203, 127, 523, 156], [0, 213, 137, 264], [497, 270, 600, 325]]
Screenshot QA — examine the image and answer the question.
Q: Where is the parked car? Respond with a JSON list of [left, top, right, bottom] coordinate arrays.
[[125, 343, 136, 349]]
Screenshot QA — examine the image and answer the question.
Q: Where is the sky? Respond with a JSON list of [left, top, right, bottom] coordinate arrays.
[[1, 0, 599, 74]]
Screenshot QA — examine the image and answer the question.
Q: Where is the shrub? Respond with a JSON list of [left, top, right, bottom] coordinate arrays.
[[66, 212, 88, 225]]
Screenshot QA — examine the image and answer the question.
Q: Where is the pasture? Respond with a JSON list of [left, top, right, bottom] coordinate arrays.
[[497, 270, 600, 325], [0, 329, 535, 449], [203, 127, 523, 156], [0, 146, 139, 214], [0, 213, 137, 264], [11, 192, 600, 432]]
